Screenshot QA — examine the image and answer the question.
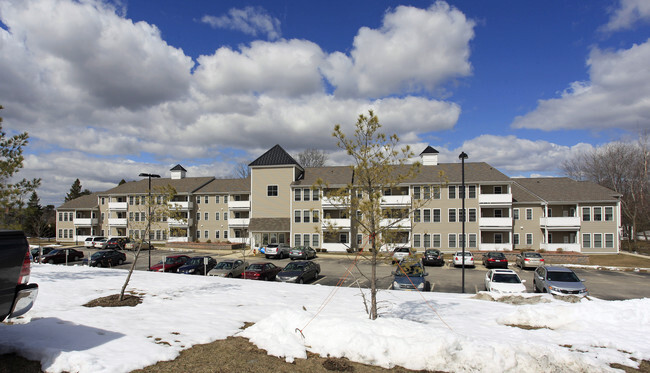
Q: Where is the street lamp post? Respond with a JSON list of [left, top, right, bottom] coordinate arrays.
[[139, 173, 160, 269], [458, 151, 468, 293]]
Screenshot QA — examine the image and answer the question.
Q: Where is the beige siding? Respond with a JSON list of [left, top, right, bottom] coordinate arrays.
[[251, 167, 294, 218]]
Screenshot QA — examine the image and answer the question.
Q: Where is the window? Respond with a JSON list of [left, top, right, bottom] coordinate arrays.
[[204, 196, 209, 204], [303, 210, 310, 223], [58, 229, 62, 238], [267, 185, 278, 197], [459, 185, 465, 199], [205, 212, 209, 221], [514, 233, 520, 245], [312, 210, 319, 223], [526, 208, 533, 220], [433, 234, 441, 248], [196, 212, 200, 221], [197, 230, 201, 239], [134, 212, 140, 222], [413, 186, 421, 199], [449, 234, 456, 248], [605, 233, 614, 248], [215, 212, 220, 220], [448, 186, 456, 199], [339, 233, 348, 244], [469, 234, 477, 248], [295, 234, 301, 246], [313, 234, 319, 247], [294, 189, 301, 201], [196, 196, 200, 204], [101, 197, 105, 204], [224, 212, 228, 220], [357, 234, 363, 245], [101, 212, 105, 221], [294, 210, 301, 223], [59, 212, 63, 221], [494, 233, 503, 244], [494, 209, 502, 218], [513, 209, 520, 220], [303, 188, 310, 201], [594, 233, 602, 248], [593, 207, 602, 221], [303, 234, 310, 246], [526, 233, 533, 245], [468, 185, 476, 198], [413, 210, 421, 223], [414, 234, 421, 247], [582, 207, 591, 221], [459, 234, 466, 248], [423, 234, 431, 248], [313, 189, 319, 201], [224, 196, 228, 203], [605, 207, 613, 221], [423, 209, 431, 223], [215, 230, 220, 239], [459, 208, 465, 222], [469, 209, 477, 222], [423, 186, 431, 199], [223, 230, 228, 239], [494, 186, 502, 194], [448, 209, 456, 223], [433, 209, 441, 223], [129, 196, 134, 205], [582, 233, 591, 248], [215, 195, 220, 204], [433, 187, 440, 199], [204, 230, 208, 239], [129, 212, 134, 221]]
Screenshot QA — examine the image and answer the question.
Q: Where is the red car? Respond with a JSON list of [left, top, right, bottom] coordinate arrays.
[[242, 262, 282, 281], [149, 255, 190, 272], [41, 248, 84, 264]]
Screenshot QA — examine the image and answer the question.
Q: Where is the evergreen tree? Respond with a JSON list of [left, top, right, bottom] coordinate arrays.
[[118, 179, 127, 185], [65, 179, 91, 201]]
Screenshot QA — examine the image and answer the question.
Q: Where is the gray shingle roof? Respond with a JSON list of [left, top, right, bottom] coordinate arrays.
[[248, 218, 291, 232], [292, 166, 353, 187], [57, 193, 99, 210], [514, 177, 621, 203], [195, 178, 251, 193], [511, 183, 543, 204], [100, 177, 215, 195], [249, 144, 302, 168]]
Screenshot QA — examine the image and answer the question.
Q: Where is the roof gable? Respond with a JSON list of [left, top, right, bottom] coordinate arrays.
[[249, 145, 302, 169]]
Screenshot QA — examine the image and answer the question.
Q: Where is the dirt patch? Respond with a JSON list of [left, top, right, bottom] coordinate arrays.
[[611, 360, 650, 373], [83, 293, 143, 308], [505, 324, 549, 330]]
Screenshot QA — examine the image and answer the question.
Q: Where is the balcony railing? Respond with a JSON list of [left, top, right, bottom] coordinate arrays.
[[541, 243, 581, 252], [478, 194, 512, 206], [228, 200, 250, 210], [539, 217, 580, 229], [168, 218, 193, 227], [321, 196, 350, 208], [168, 201, 193, 210], [108, 218, 127, 226], [380, 218, 411, 229], [322, 243, 349, 252], [168, 237, 189, 243], [229, 218, 250, 227], [73, 218, 98, 226], [380, 195, 411, 206], [479, 243, 512, 251], [108, 202, 127, 210], [322, 218, 351, 230], [479, 217, 513, 229]]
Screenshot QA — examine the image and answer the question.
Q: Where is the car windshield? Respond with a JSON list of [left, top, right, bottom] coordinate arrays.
[[91, 252, 105, 259], [215, 262, 233, 269], [395, 264, 424, 277], [492, 274, 521, 283], [525, 252, 542, 258], [425, 250, 439, 255], [248, 264, 264, 271], [163, 257, 183, 264], [456, 252, 472, 256], [490, 253, 506, 258], [49, 249, 61, 255], [547, 271, 580, 282], [186, 258, 206, 266], [283, 263, 306, 271], [292, 248, 304, 252]]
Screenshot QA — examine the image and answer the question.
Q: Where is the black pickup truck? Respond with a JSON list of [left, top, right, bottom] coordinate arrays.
[[0, 230, 38, 322]]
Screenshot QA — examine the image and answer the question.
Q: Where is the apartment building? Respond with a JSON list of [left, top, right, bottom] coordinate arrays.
[[56, 145, 622, 253]]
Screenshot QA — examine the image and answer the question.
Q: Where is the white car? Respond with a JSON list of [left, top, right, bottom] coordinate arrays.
[[484, 269, 527, 293], [391, 247, 411, 263], [264, 243, 291, 259], [453, 251, 474, 267], [93, 238, 108, 248], [84, 236, 105, 248]]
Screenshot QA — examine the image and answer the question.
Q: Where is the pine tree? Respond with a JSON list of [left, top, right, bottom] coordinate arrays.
[[65, 179, 91, 201]]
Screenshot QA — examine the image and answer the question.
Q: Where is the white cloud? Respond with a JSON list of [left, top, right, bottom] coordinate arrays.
[[201, 6, 281, 40], [602, 0, 650, 32], [321, 1, 474, 98], [511, 39, 650, 131]]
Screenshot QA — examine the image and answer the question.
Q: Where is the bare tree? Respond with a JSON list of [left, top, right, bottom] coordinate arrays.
[[233, 161, 251, 179], [297, 148, 328, 167]]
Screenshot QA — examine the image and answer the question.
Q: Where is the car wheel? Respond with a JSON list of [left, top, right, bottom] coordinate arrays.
[[227, 273, 233, 278], [118, 259, 124, 265], [48, 259, 55, 264], [424, 282, 431, 292], [298, 278, 304, 284], [265, 255, 270, 259]]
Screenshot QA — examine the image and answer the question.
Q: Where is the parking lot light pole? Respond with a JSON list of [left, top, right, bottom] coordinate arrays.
[[139, 173, 160, 269], [459, 151, 468, 293]]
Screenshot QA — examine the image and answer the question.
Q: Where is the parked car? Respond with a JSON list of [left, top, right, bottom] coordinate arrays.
[[30, 246, 56, 262], [93, 238, 108, 248], [124, 239, 154, 251], [482, 252, 508, 269], [177, 256, 217, 275], [41, 248, 84, 264], [453, 251, 474, 267], [533, 266, 588, 296], [391, 247, 411, 263], [277, 261, 320, 284], [265, 243, 291, 259], [208, 259, 249, 278], [86, 250, 126, 267], [242, 262, 282, 281], [289, 246, 316, 260], [149, 255, 191, 272], [102, 237, 128, 250], [84, 236, 106, 248], [484, 269, 526, 293], [516, 252, 545, 269], [392, 262, 430, 291], [421, 249, 445, 266], [0, 230, 38, 322]]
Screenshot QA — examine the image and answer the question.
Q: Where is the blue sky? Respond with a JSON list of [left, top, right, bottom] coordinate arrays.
[[1, 0, 649, 206]]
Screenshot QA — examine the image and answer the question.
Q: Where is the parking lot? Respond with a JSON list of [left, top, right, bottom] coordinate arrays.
[[47, 247, 650, 301]]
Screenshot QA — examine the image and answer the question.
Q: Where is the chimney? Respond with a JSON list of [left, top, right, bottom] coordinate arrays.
[[170, 164, 187, 179], [420, 146, 439, 166]]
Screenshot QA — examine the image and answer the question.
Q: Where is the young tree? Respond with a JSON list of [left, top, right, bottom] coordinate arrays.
[[23, 191, 42, 236], [65, 178, 91, 202], [296, 148, 328, 167], [317, 110, 422, 320], [0, 105, 41, 228]]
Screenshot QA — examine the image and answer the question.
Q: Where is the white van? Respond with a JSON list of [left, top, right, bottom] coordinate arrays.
[[84, 236, 105, 248]]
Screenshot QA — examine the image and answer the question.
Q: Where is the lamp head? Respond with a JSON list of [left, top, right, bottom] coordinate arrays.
[[458, 152, 468, 160]]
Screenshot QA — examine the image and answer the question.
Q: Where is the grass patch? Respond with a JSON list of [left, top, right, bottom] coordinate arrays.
[[587, 254, 650, 268]]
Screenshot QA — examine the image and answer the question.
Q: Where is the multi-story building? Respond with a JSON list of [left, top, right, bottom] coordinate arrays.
[[56, 145, 622, 253]]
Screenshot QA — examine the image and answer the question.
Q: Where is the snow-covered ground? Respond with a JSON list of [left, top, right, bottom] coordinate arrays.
[[1, 264, 649, 373]]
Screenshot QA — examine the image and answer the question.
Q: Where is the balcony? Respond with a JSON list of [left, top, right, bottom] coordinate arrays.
[[480, 243, 512, 251], [108, 218, 127, 226], [322, 243, 349, 252], [322, 218, 351, 230], [541, 243, 581, 252], [478, 194, 512, 206], [168, 201, 193, 210], [73, 218, 98, 226], [380, 195, 411, 207], [168, 237, 189, 243], [168, 218, 193, 227], [229, 218, 250, 227], [540, 217, 580, 230], [321, 196, 350, 208], [108, 202, 127, 210], [380, 218, 411, 229], [479, 217, 513, 230], [228, 200, 250, 210]]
